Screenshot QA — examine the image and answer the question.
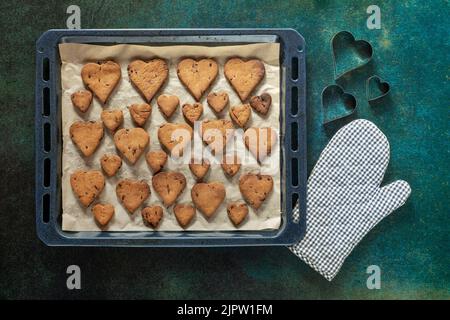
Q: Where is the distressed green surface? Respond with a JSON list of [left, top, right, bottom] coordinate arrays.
[[0, 0, 449, 299]]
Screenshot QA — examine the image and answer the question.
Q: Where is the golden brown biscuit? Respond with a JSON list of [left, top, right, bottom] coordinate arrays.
[[157, 123, 193, 157], [224, 58, 265, 102], [141, 205, 163, 228], [145, 150, 168, 174], [71, 90, 93, 113], [152, 171, 186, 207], [189, 158, 210, 181], [157, 94, 179, 118], [249, 93, 272, 115], [221, 153, 241, 177], [70, 170, 105, 207], [182, 103, 203, 125], [114, 128, 149, 164], [191, 182, 226, 218], [116, 179, 150, 213], [100, 154, 122, 177], [200, 119, 234, 154], [229, 104, 251, 128], [207, 91, 229, 113], [243, 127, 277, 162], [92, 203, 114, 226], [81, 61, 121, 104], [128, 59, 168, 102], [239, 174, 273, 210], [129, 103, 152, 127], [227, 202, 249, 226], [173, 204, 196, 228], [177, 58, 218, 101], [101, 109, 123, 132], [69, 121, 104, 157]]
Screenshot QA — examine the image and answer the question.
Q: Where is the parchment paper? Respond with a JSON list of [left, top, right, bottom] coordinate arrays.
[[60, 42, 281, 231]]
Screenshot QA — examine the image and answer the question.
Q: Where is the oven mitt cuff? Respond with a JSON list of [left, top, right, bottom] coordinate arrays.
[[289, 119, 411, 281]]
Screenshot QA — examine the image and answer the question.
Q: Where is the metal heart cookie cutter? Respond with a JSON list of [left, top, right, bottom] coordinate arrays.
[[366, 75, 391, 104], [321, 84, 357, 125], [332, 31, 373, 79]]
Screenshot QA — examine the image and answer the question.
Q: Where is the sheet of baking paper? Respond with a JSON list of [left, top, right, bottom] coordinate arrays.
[[60, 42, 281, 231]]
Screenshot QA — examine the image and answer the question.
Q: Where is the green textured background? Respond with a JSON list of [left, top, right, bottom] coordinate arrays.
[[0, 0, 449, 299]]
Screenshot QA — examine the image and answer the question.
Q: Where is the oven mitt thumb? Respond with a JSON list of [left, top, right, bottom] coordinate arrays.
[[289, 119, 411, 281]]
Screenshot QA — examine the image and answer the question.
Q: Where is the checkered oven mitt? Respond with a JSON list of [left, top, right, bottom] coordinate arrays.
[[289, 119, 411, 281]]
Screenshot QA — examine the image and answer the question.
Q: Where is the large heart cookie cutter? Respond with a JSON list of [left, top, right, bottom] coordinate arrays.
[[322, 84, 357, 125], [366, 75, 391, 104], [332, 31, 373, 79]]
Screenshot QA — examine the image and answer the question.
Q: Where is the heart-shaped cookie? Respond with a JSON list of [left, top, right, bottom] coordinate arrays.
[[145, 150, 168, 174], [221, 154, 241, 177], [70, 170, 105, 207], [201, 119, 234, 154], [249, 93, 271, 115], [227, 202, 249, 226], [229, 104, 251, 128], [224, 58, 265, 102], [71, 90, 93, 113], [129, 103, 152, 127], [191, 182, 226, 218], [101, 109, 123, 132], [173, 204, 196, 228], [182, 103, 203, 125], [141, 205, 163, 228], [152, 171, 186, 207], [189, 158, 210, 180], [128, 59, 168, 102], [114, 128, 149, 164], [116, 179, 150, 213], [177, 58, 218, 101], [322, 84, 357, 125], [92, 203, 114, 226], [157, 123, 193, 157], [332, 31, 373, 79], [243, 127, 277, 162], [70, 121, 104, 157], [239, 174, 273, 209], [157, 94, 179, 118], [207, 91, 229, 113], [100, 154, 122, 177], [81, 61, 121, 104]]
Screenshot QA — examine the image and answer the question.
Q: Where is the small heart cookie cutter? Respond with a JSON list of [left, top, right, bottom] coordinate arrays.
[[322, 84, 357, 125], [366, 75, 391, 104], [332, 31, 373, 80]]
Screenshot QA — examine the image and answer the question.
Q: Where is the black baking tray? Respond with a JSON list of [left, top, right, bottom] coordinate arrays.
[[35, 29, 306, 246]]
